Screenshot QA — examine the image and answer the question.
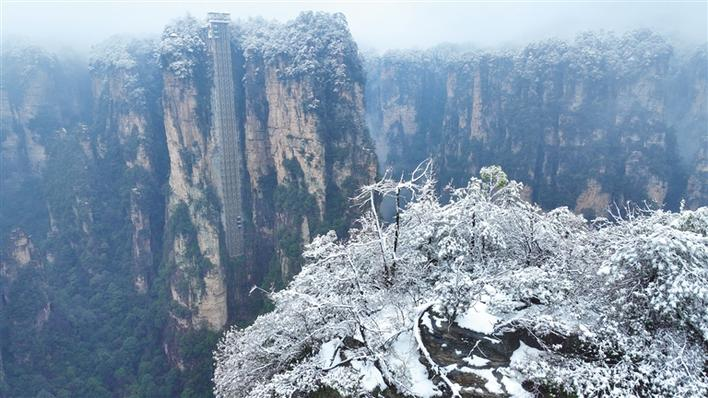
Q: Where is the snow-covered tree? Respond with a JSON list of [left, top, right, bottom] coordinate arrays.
[[157, 15, 207, 80], [214, 164, 707, 397], [233, 11, 362, 89], [89, 36, 158, 108]]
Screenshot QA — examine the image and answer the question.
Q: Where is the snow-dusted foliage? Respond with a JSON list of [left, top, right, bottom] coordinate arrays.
[[157, 15, 207, 80], [0, 42, 58, 77], [372, 29, 674, 83], [89, 36, 155, 72], [0, 43, 58, 101], [214, 164, 707, 397], [514, 30, 672, 80], [89, 36, 158, 108], [233, 11, 363, 88]]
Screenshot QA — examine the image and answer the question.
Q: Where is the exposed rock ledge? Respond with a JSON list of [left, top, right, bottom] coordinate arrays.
[[416, 306, 585, 398]]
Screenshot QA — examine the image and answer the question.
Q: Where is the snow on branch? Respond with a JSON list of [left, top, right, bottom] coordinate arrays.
[[214, 165, 708, 397]]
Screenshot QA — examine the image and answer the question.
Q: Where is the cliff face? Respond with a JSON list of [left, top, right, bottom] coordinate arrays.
[[234, 13, 376, 314], [158, 13, 376, 335], [1, 47, 82, 242], [366, 32, 707, 216], [89, 37, 168, 295], [0, 229, 50, 397], [0, 41, 176, 397], [687, 135, 708, 209], [0, 49, 82, 395], [1, 47, 85, 183], [670, 47, 708, 209], [157, 20, 228, 336]]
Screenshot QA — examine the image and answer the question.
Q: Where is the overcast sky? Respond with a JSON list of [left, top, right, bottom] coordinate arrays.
[[2, 1, 707, 53]]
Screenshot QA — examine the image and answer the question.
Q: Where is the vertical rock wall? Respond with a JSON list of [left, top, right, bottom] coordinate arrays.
[[89, 38, 167, 295], [157, 12, 377, 338], [366, 33, 707, 215]]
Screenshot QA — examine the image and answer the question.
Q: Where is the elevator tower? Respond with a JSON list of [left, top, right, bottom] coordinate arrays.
[[207, 12, 245, 258]]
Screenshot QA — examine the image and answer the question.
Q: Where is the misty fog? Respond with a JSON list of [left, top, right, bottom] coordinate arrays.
[[3, 1, 707, 54]]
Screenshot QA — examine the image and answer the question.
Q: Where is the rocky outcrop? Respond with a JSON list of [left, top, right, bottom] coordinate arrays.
[[418, 307, 583, 398], [0, 50, 82, 391], [1, 47, 63, 245], [366, 32, 707, 215], [0, 230, 37, 287], [0, 230, 51, 395]]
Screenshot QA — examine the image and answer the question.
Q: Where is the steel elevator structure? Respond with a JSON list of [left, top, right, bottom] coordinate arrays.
[[207, 12, 245, 258]]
